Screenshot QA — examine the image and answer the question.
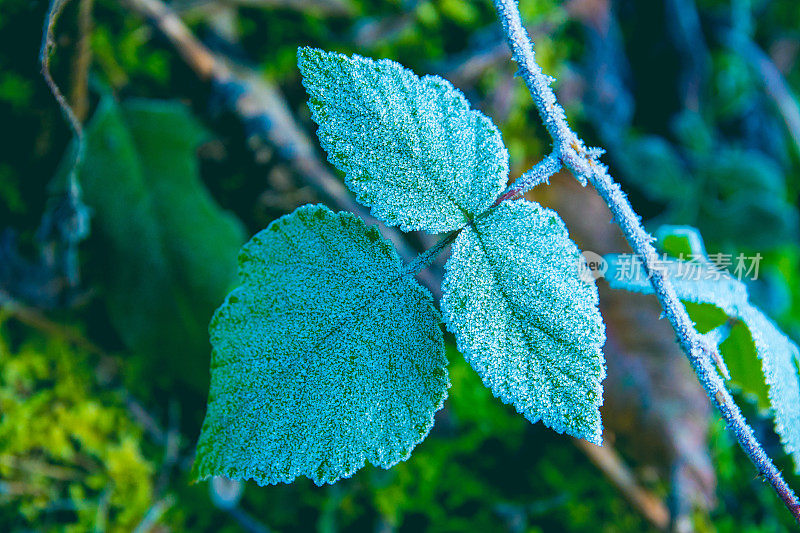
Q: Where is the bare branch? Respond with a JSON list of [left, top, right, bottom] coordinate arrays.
[[574, 437, 670, 531], [69, 0, 94, 121], [40, 0, 84, 184], [0, 289, 103, 356], [175, 0, 352, 17]]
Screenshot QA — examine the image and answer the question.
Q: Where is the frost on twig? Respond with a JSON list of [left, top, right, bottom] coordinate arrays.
[[495, 151, 562, 204], [606, 242, 800, 472]]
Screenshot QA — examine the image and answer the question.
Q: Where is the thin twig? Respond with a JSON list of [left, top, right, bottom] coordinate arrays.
[[40, 0, 84, 193], [70, 0, 94, 121], [702, 320, 733, 380], [132, 495, 175, 533], [174, 0, 352, 16], [492, 0, 800, 523], [123, 394, 167, 445], [574, 438, 670, 530], [403, 230, 460, 276], [40, 0, 91, 294], [0, 289, 104, 356], [438, 41, 510, 87]]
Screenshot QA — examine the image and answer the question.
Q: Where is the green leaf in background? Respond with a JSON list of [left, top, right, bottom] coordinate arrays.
[[615, 133, 798, 251], [655, 224, 709, 259], [605, 227, 800, 471], [614, 136, 695, 205], [683, 301, 772, 412], [297, 47, 509, 233], [78, 96, 245, 387], [193, 204, 448, 486], [441, 200, 607, 444], [695, 149, 799, 250], [653, 225, 779, 412]]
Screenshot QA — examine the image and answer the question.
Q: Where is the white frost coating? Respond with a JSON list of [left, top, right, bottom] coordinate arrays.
[[606, 250, 800, 471], [297, 47, 509, 233], [441, 200, 607, 444], [193, 204, 449, 486]]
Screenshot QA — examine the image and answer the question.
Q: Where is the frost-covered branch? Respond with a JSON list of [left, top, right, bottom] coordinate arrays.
[[701, 321, 733, 380], [495, 151, 561, 204], [492, 0, 800, 523], [403, 231, 460, 276]]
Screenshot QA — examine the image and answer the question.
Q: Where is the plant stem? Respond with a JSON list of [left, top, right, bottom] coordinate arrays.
[[403, 230, 460, 276], [0, 289, 104, 357], [69, 0, 94, 122], [574, 438, 670, 530], [494, 151, 561, 204], [492, 0, 800, 523], [41, 0, 85, 204]]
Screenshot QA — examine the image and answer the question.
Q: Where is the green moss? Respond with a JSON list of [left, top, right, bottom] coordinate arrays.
[[0, 323, 165, 531]]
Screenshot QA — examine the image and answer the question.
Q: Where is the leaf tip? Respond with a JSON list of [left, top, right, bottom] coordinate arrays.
[[296, 45, 320, 68]]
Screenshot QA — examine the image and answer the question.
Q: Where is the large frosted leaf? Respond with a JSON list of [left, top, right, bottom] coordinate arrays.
[[193, 204, 449, 486], [297, 47, 508, 233], [441, 200, 607, 444], [605, 237, 800, 471]]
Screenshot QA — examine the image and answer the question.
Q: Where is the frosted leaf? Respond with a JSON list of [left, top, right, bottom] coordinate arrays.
[[441, 200, 607, 444], [297, 47, 509, 233], [192, 204, 449, 486], [606, 245, 800, 471], [737, 308, 800, 471]]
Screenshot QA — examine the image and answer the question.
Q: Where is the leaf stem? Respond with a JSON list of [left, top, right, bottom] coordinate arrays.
[[492, 0, 800, 523], [494, 151, 562, 205], [703, 320, 734, 380], [403, 230, 460, 277]]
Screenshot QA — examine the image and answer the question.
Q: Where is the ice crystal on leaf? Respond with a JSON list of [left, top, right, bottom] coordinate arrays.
[[606, 227, 800, 471], [297, 47, 509, 233], [441, 200, 607, 444], [192, 204, 449, 486]]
